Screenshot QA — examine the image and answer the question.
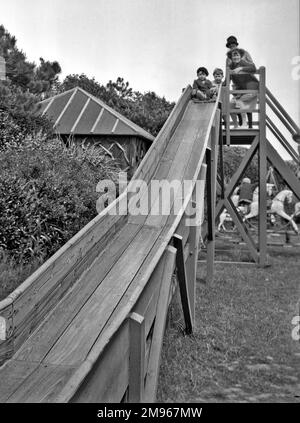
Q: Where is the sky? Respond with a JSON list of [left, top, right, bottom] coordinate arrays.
[[1, 0, 300, 156]]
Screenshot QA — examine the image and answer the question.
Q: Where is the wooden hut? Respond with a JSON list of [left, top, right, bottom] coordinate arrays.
[[39, 87, 154, 170]]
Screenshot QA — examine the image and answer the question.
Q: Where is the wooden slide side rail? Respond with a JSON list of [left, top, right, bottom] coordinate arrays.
[[132, 85, 192, 186], [0, 207, 127, 364], [266, 87, 300, 135]]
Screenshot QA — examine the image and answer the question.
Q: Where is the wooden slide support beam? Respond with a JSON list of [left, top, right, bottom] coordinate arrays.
[[266, 140, 300, 200], [224, 198, 259, 263], [187, 164, 207, 323], [266, 117, 299, 163], [258, 67, 267, 266], [143, 245, 177, 403], [203, 134, 259, 241], [205, 110, 220, 283], [266, 87, 300, 135], [218, 102, 225, 200], [129, 312, 145, 403], [173, 234, 193, 334]]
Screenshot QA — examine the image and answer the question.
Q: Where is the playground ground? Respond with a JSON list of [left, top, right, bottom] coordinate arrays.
[[157, 245, 300, 403]]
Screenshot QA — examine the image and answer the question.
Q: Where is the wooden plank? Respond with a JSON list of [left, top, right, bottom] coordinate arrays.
[[173, 234, 193, 334], [206, 111, 219, 283], [267, 140, 300, 200], [11, 212, 126, 332], [128, 94, 201, 227], [6, 363, 77, 403], [266, 117, 298, 162], [13, 217, 127, 354], [144, 246, 176, 403], [225, 198, 259, 263], [175, 216, 190, 247], [266, 87, 300, 134], [138, 103, 204, 227], [258, 67, 267, 266], [133, 267, 164, 338], [0, 360, 39, 402], [0, 339, 14, 367], [129, 312, 145, 402], [229, 108, 259, 114], [43, 227, 160, 366], [15, 223, 142, 363], [144, 102, 216, 228], [71, 322, 130, 403], [230, 90, 258, 94], [225, 70, 230, 146], [0, 303, 13, 341], [132, 86, 192, 186]]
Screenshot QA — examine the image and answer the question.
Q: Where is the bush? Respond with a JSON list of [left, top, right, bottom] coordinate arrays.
[[0, 137, 121, 264], [0, 81, 53, 149]]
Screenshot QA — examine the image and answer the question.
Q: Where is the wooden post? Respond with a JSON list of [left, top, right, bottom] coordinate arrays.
[[205, 116, 218, 283], [258, 67, 267, 266], [173, 234, 193, 334], [129, 312, 145, 402], [144, 246, 176, 403], [218, 102, 225, 200], [225, 68, 231, 146]]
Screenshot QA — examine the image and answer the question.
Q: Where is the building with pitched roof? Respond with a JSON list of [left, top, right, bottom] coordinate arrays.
[[39, 87, 154, 170]]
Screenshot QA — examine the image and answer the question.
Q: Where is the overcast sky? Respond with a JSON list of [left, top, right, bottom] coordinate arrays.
[[1, 0, 300, 156]]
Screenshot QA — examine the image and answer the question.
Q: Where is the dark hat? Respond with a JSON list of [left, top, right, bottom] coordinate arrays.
[[226, 35, 239, 48], [197, 66, 209, 76]]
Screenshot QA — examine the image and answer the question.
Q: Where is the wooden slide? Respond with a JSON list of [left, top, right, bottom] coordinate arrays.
[[0, 86, 221, 402]]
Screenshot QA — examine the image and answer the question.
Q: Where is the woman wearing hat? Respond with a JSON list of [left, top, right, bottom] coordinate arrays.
[[225, 36, 253, 66], [225, 36, 254, 128], [227, 48, 259, 128]]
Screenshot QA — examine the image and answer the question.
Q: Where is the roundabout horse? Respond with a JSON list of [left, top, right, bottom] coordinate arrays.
[[218, 187, 246, 231], [243, 184, 274, 221], [244, 188, 299, 233], [218, 184, 273, 232]]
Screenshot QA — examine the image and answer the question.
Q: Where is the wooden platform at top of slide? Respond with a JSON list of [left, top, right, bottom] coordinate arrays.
[[0, 86, 220, 402]]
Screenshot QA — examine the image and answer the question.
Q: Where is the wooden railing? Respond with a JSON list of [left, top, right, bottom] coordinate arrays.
[[265, 87, 300, 163]]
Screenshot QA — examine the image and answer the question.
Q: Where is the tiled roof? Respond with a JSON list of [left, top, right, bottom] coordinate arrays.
[[39, 87, 154, 142]]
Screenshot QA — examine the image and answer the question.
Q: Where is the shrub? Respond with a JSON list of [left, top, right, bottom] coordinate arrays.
[[0, 137, 121, 263]]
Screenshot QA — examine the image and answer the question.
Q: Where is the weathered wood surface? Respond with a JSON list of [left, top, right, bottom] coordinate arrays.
[[15, 223, 142, 363], [0, 93, 220, 402], [71, 321, 130, 403]]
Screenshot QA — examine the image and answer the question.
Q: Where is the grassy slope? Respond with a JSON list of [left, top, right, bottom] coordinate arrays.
[[157, 247, 300, 403]]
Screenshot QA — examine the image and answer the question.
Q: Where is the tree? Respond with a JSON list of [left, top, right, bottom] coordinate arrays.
[[59, 74, 175, 137], [0, 24, 61, 96]]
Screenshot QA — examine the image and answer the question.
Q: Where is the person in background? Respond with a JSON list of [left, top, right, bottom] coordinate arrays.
[[192, 67, 213, 101], [238, 177, 253, 212]]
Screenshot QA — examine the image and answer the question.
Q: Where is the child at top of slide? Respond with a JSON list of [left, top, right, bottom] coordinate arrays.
[[192, 67, 213, 101]]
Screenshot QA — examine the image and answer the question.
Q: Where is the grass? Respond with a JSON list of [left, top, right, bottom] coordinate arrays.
[[157, 246, 300, 403], [0, 253, 43, 301]]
